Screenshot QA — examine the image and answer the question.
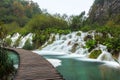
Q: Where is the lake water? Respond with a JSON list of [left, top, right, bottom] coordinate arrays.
[[43, 54, 120, 80], [8, 50, 19, 68]]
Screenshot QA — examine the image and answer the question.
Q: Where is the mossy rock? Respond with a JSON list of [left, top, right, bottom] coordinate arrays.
[[76, 32, 81, 36], [71, 43, 79, 53], [89, 49, 102, 59], [84, 35, 93, 41]]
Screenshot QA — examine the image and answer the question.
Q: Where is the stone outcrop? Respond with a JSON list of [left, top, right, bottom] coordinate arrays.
[[89, 0, 120, 24]]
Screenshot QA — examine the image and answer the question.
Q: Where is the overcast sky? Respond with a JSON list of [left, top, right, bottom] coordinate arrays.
[[32, 0, 94, 16]]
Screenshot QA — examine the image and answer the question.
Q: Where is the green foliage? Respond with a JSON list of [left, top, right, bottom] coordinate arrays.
[[0, 26, 7, 40], [3, 22, 20, 34], [32, 32, 49, 48], [85, 39, 97, 52], [23, 39, 34, 50], [80, 25, 92, 32], [70, 11, 86, 31], [76, 32, 81, 36], [13, 36, 21, 47], [0, 48, 15, 79], [5, 38, 12, 47], [104, 37, 120, 54], [0, 0, 41, 27], [89, 49, 102, 59], [26, 14, 68, 32]]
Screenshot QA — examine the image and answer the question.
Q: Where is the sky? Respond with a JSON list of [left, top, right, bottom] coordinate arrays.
[[32, 0, 95, 16]]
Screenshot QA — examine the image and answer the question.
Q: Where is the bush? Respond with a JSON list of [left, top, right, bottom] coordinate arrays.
[[13, 36, 21, 48], [23, 39, 34, 50], [4, 38, 12, 47], [104, 37, 120, 54], [85, 39, 97, 52]]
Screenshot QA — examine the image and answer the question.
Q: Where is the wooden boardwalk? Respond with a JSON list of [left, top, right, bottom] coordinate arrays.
[[9, 48, 64, 80]]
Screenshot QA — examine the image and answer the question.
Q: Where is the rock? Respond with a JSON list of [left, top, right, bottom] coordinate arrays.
[[84, 35, 93, 41], [89, 0, 120, 25], [89, 49, 102, 59]]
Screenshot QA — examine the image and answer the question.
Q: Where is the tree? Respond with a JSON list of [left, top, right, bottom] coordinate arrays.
[[70, 11, 85, 31], [26, 14, 68, 32], [0, 0, 42, 27]]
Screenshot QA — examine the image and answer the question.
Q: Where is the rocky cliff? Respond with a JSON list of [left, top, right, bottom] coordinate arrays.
[[89, 0, 120, 25]]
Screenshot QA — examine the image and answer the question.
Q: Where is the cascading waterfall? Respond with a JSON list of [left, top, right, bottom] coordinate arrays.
[[38, 31, 120, 65], [7, 33, 33, 48], [42, 31, 88, 55], [10, 33, 21, 46], [18, 33, 33, 48], [8, 31, 120, 66]]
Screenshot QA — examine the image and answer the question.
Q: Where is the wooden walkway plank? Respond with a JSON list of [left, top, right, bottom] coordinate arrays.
[[8, 48, 64, 80]]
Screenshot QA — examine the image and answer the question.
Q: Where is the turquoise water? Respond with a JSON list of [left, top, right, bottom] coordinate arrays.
[[43, 55, 120, 80], [7, 50, 19, 66]]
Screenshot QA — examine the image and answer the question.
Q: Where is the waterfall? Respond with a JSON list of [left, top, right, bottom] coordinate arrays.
[[18, 33, 33, 48], [97, 44, 114, 61], [11, 33, 21, 46], [9, 33, 33, 48], [9, 31, 120, 65], [39, 31, 120, 64], [97, 51, 114, 61], [41, 31, 88, 55]]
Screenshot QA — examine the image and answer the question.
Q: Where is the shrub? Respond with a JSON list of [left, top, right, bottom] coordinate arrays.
[[13, 36, 21, 48], [23, 39, 34, 50], [4, 38, 12, 47], [85, 39, 97, 52], [104, 37, 120, 54]]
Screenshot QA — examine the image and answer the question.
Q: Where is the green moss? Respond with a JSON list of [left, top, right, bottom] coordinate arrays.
[[89, 49, 102, 59], [76, 32, 81, 36]]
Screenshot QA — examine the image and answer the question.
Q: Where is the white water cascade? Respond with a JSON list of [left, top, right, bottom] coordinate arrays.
[[18, 33, 33, 48], [41, 31, 88, 56], [7, 33, 33, 48], [10, 33, 21, 46], [34, 31, 120, 67]]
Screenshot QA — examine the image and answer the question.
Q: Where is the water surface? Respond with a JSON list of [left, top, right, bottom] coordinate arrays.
[[43, 54, 120, 80]]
